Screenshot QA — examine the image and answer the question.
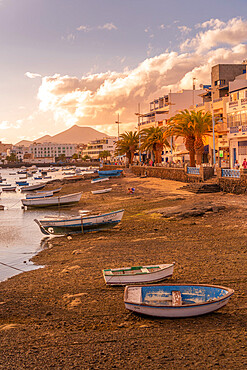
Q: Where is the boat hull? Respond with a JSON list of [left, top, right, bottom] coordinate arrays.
[[103, 264, 174, 285], [124, 284, 234, 318], [35, 209, 124, 235], [22, 192, 82, 208], [98, 170, 123, 178]]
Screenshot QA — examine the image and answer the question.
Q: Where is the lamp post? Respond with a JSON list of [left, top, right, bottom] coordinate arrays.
[[135, 104, 142, 164], [211, 103, 216, 166], [115, 114, 121, 141]]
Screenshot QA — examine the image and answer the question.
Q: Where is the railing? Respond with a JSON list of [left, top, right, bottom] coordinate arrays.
[[187, 167, 200, 175], [229, 127, 239, 134], [221, 169, 240, 178]]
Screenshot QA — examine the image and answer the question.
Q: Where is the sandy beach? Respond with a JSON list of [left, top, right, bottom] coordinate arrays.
[[0, 170, 246, 369]]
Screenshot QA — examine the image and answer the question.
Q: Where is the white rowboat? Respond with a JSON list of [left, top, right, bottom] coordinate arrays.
[[103, 263, 175, 285], [91, 188, 112, 195], [34, 209, 124, 235], [21, 192, 82, 208], [124, 284, 234, 318]]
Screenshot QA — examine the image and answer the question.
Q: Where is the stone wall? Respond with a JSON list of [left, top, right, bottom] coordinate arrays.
[[131, 166, 202, 183], [218, 170, 247, 194]]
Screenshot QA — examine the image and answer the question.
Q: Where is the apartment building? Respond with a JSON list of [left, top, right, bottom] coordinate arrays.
[[82, 137, 117, 159], [139, 89, 206, 162], [227, 72, 247, 168], [29, 142, 77, 160]]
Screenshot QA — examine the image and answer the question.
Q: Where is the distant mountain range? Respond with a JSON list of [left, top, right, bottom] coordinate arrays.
[[16, 125, 111, 146]]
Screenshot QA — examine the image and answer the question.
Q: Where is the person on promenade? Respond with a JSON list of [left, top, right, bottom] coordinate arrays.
[[234, 160, 240, 169], [242, 158, 247, 169]]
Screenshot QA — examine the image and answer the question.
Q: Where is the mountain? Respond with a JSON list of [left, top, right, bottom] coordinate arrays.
[[15, 140, 33, 147], [16, 125, 110, 146]]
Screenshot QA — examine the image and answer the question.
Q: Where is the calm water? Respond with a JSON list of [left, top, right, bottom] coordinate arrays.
[[0, 166, 90, 282]]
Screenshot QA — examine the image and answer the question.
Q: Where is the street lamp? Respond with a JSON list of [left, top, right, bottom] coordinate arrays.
[[115, 114, 121, 141], [135, 103, 142, 164]]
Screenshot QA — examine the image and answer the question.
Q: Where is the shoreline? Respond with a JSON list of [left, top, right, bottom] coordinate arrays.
[[0, 171, 246, 368]]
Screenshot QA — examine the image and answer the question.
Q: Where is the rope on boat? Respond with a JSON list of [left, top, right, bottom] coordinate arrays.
[[0, 261, 25, 272]]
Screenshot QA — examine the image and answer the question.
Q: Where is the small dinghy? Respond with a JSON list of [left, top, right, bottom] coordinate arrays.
[[124, 284, 234, 318], [21, 192, 82, 208], [21, 183, 46, 192], [91, 188, 112, 195], [91, 177, 109, 184], [2, 186, 16, 191], [103, 263, 175, 285]]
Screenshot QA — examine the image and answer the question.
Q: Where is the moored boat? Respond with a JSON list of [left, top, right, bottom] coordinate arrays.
[[2, 186, 16, 191], [124, 284, 234, 318], [21, 192, 82, 208], [91, 177, 109, 184], [34, 209, 124, 235], [21, 183, 46, 192], [98, 169, 123, 178], [91, 188, 112, 195], [103, 263, 175, 285]]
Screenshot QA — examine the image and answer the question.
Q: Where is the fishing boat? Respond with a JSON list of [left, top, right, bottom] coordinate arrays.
[[25, 187, 62, 199], [34, 209, 124, 235], [91, 177, 109, 184], [16, 181, 29, 186], [2, 186, 16, 191], [21, 192, 82, 208], [21, 183, 46, 192], [103, 263, 175, 285], [98, 169, 123, 178], [91, 188, 112, 195], [26, 191, 54, 199], [124, 284, 234, 318]]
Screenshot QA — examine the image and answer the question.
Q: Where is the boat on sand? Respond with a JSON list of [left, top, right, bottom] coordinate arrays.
[[34, 209, 124, 235], [21, 192, 82, 208], [124, 284, 234, 318], [103, 263, 175, 285]]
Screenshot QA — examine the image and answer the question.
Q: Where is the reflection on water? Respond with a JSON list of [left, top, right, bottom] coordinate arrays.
[[0, 167, 82, 282]]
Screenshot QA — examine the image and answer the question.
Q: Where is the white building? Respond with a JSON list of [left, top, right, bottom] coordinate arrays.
[[139, 89, 207, 163], [29, 142, 77, 160], [82, 137, 117, 159], [227, 72, 247, 168]]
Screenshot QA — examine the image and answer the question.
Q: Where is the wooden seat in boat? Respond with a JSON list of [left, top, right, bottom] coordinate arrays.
[[172, 291, 182, 306]]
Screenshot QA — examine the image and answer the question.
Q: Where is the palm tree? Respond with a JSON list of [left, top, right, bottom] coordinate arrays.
[[141, 126, 170, 164], [115, 131, 139, 165], [167, 109, 213, 166]]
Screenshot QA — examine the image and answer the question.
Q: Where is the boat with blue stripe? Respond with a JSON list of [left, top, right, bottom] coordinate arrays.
[[124, 284, 234, 318], [34, 209, 124, 235], [98, 169, 123, 178]]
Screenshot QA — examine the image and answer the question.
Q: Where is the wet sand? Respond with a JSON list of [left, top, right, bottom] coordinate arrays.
[[0, 170, 246, 369]]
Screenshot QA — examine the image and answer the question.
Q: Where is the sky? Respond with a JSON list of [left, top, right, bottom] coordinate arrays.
[[0, 0, 247, 144]]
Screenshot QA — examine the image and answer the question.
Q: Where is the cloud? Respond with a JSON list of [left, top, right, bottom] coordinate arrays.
[[178, 26, 192, 35], [25, 72, 42, 79], [99, 23, 117, 31], [76, 25, 92, 32], [76, 23, 117, 33], [35, 17, 247, 135], [0, 120, 22, 130], [181, 17, 247, 53]]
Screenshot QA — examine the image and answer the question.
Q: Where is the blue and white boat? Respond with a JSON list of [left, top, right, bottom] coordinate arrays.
[[16, 181, 29, 186], [98, 170, 123, 178], [34, 209, 124, 235], [124, 284, 234, 318], [21, 192, 82, 208]]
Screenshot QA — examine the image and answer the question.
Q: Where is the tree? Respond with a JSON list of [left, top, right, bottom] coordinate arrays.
[[6, 153, 17, 163], [72, 153, 79, 160], [167, 109, 214, 166], [99, 150, 111, 161], [141, 126, 170, 164], [115, 131, 139, 165]]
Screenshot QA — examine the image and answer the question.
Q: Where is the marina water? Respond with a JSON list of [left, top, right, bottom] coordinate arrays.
[[0, 167, 86, 282]]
